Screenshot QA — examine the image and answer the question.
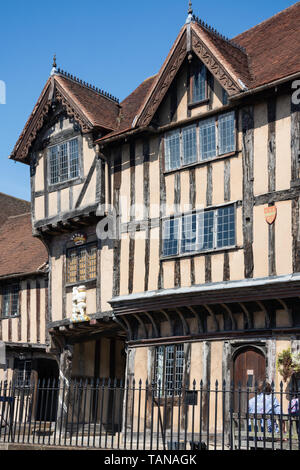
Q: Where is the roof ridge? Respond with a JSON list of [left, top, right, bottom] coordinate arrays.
[[0, 192, 30, 204], [192, 15, 247, 53], [233, 1, 300, 40], [56, 68, 120, 104]]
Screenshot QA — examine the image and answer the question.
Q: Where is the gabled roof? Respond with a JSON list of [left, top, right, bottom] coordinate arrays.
[[233, 1, 300, 89], [134, 21, 249, 128], [0, 193, 30, 228], [0, 213, 48, 278], [10, 71, 121, 164], [10, 3, 300, 155], [99, 2, 300, 141]]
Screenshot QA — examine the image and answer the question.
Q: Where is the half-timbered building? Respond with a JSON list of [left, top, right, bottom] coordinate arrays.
[[0, 206, 52, 390], [8, 2, 300, 432]]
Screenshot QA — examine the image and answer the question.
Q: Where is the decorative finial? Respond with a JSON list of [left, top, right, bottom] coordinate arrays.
[[186, 1, 194, 24], [50, 54, 58, 76]]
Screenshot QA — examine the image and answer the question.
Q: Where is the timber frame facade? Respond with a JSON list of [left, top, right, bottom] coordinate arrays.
[[8, 2, 300, 433]]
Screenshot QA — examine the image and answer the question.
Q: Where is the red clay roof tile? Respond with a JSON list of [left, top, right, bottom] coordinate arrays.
[[0, 213, 48, 278]]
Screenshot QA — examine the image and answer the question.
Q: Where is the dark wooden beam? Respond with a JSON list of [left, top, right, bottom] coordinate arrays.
[[203, 305, 219, 331], [143, 311, 159, 338], [175, 308, 189, 336]]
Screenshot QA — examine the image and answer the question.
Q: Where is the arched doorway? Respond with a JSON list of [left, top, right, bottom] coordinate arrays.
[[233, 346, 266, 411]]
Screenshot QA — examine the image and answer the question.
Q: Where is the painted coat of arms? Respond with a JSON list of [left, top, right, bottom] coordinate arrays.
[[264, 206, 277, 225]]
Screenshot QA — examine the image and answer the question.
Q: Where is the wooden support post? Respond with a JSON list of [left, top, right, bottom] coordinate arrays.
[[57, 344, 73, 429]]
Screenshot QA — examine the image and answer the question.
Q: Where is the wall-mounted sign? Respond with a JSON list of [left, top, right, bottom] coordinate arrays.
[[264, 206, 277, 225], [71, 233, 87, 246]]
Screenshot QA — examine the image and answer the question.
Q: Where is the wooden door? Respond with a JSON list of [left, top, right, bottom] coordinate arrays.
[[233, 347, 266, 411]]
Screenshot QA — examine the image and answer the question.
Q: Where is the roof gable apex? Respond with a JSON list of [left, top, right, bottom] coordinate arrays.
[[10, 74, 120, 164], [10, 76, 96, 164], [136, 21, 247, 128]]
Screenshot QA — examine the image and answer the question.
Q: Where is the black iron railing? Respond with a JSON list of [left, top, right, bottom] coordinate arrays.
[[0, 379, 299, 450]]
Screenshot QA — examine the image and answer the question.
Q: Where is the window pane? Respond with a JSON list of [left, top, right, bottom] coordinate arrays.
[[2, 288, 10, 317], [163, 218, 179, 257], [182, 125, 197, 165], [193, 63, 206, 102], [198, 210, 214, 251], [11, 285, 19, 316], [199, 118, 216, 160], [154, 345, 184, 397], [165, 131, 180, 171], [60, 142, 69, 182], [165, 345, 175, 396], [69, 138, 79, 179], [155, 346, 164, 393], [16, 360, 32, 387], [88, 246, 97, 280], [67, 249, 78, 284], [49, 146, 59, 184], [217, 205, 235, 248], [78, 247, 87, 281], [181, 213, 197, 253], [219, 112, 235, 155], [175, 344, 184, 394]]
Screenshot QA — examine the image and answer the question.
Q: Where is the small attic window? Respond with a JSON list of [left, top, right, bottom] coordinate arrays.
[[191, 62, 207, 104]]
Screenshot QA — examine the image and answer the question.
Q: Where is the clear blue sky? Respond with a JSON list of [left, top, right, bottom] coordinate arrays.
[[0, 0, 296, 202]]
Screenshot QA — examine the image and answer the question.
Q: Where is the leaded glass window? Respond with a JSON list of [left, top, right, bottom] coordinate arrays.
[[217, 205, 235, 248], [14, 360, 32, 388], [198, 210, 215, 251], [165, 131, 180, 171], [199, 117, 216, 160], [192, 63, 207, 103], [154, 344, 184, 397], [162, 205, 236, 257], [1, 284, 19, 317], [162, 218, 179, 257], [181, 213, 197, 253], [49, 137, 80, 185], [218, 112, 235, 155], [66, 243, 97, 284], [164, 112, 236, 172], [182, 125, 197, 165]]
